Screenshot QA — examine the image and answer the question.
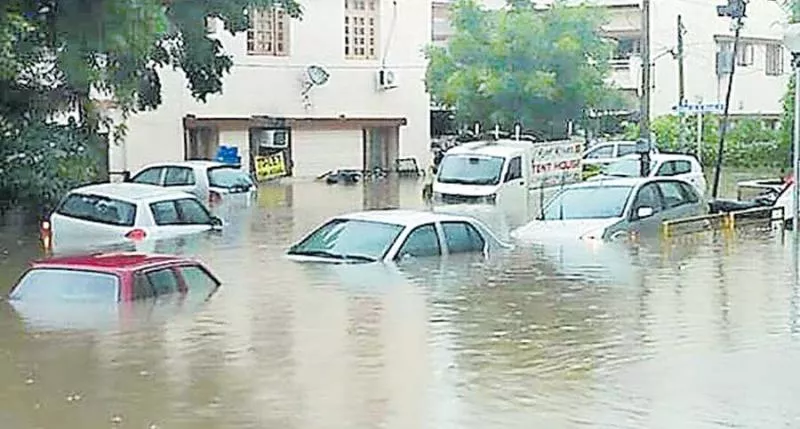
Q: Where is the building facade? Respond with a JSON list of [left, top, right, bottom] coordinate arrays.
[[109, 0, 432, 179], [432, 0, 790, 120]]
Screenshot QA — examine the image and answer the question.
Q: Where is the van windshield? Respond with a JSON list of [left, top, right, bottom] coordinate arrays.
[[437, 155, 505, 185]]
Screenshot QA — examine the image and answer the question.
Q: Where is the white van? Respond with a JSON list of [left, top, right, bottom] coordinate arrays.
[[431, 139, 583, 226]]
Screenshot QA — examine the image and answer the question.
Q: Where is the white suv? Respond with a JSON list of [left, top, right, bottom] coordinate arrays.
[[45, 183, 223, 252]]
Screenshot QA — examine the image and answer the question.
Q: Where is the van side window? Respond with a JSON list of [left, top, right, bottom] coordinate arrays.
[[504, 157, 523, 182]]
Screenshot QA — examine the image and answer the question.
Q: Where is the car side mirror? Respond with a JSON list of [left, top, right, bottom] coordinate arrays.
[[210, 216, 223, 228], [636, 206, 654, 219]]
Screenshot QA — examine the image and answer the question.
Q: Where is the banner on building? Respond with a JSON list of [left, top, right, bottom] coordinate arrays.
[[255, 152, 288, 182]]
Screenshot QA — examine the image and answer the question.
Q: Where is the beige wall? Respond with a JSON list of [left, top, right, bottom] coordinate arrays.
[[117, 0, 432, 173]]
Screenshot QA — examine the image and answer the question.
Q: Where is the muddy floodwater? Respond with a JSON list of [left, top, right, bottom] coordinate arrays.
[[1, 172, 800, 429]]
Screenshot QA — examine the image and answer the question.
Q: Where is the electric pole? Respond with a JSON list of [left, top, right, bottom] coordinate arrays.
[[639, 0, 651, 177], [711, 0, 747, 198], [677, 15, 686, 150]]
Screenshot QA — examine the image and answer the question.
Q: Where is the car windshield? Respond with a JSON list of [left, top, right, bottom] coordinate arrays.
[[9, 268, 119, 302], [542, 185, 633, 220], [602, 158, 657, 178], [288, 218, 405, 261], [208, 167, 254, 189], [437, 154, 505, 185]]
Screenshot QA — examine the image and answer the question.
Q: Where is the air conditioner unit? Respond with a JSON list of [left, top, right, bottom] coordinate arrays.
[[252, 128, 289, 148], [716, 51, 733, 76], [377, 68, 398, 90]]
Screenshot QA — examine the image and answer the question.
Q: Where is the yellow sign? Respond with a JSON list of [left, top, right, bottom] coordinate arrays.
[[255, 152, 288, 182]]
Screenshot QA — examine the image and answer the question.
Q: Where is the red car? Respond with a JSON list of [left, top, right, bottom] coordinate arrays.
[[8, 253, 221, 303]]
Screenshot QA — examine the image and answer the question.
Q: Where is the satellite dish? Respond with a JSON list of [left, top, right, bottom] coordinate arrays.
[[306, 65, 330, 86]]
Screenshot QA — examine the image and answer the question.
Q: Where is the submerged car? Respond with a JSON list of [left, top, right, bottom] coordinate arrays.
[[8, 253, 221, 303], [591, 153, 707, 197], [128, 160, 257, 206], [512, 177, 706, 241], [286, 209, 512, 263], [44, 183, 224, 252]]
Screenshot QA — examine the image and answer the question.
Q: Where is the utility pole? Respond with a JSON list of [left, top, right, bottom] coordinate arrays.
[[710, 0, 747, 198], [639, 0, 652, 177], [677, 15, 686, 150]]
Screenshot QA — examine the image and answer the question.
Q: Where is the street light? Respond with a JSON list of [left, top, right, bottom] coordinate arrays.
[[784, 22, 800, 234]]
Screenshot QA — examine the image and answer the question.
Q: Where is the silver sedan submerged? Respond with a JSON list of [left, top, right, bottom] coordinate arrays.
[[512, 176, 707, 242], [286, 209, 513, 264]]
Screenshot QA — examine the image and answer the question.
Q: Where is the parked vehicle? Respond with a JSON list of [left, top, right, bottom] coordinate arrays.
[[43, 183, 224, 252], [430, 138, 583, 227], [286, 209, 512, 264], [590, 153, 707, 197], [582, 140, 659, 168], [128, 160, 256, 206], [512, 177, 707, 241], [709, 177, 798, 227], [7, 253, 221, 303]]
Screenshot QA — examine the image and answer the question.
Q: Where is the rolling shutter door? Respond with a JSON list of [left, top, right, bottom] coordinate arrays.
[[291, 129, 363, 178]]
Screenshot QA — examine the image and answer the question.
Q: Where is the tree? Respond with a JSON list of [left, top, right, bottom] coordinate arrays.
[[0, 0, 302, 213], [425, 0, 619, 138]]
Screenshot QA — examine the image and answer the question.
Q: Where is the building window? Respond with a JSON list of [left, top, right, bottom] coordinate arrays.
[[612, 37, 641, 60], [735, 42, 753, 67], [766, 44, 784, 76], [247, 7, 289, 56], [344, 0, 379, 59]]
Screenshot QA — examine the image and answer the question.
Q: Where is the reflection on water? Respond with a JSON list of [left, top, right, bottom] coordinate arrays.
[[0, 177, 799, 428]]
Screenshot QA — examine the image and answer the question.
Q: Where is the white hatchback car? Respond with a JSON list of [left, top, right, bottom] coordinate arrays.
[[591, 153, 707, 197], [286, 209, 512, 263], [45, 183, 223, 251], [128, 160, 256, 207]]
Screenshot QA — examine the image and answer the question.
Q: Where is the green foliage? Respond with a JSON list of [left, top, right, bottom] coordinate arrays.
[[624, 115, 785, 169], [0, 121, 101, 214], [426, 0, 619, 138], [0, 0, 302, 212]]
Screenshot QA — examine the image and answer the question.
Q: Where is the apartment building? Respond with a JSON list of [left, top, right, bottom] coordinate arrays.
[[109, 0, 432, 179], [432, 0, 790, 120]]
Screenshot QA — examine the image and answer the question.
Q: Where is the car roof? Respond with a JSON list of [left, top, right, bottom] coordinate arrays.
[[565, 176, 661, 188], [68, 183, 197, 203], [619, 153, 696, 162], [137, 160, 231, 169], [29, 252, 198, 273], [334, 209, 477, 226], [447, 140, 533, 157]]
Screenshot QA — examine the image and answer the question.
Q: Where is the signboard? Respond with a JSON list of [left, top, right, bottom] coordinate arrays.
[[671, 102, 724, 114], [530, 141, 583, 187], [254, 152, 288, 182]]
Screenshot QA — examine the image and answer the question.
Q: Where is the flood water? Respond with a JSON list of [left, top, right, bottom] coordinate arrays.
[[1, 172, 800, 428]]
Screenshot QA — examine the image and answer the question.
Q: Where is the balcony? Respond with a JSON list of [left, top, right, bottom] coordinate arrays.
[[607, 56, 641, 91]]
